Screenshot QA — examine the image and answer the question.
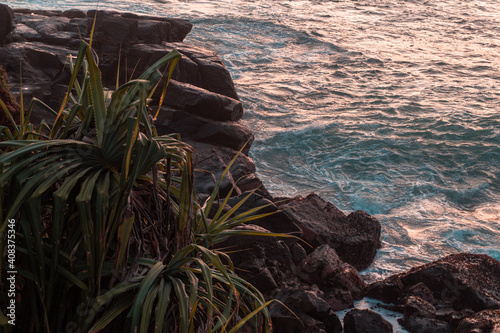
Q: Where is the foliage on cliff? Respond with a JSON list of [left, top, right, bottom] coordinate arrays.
[[0, 65, 20, 136], [0, 41, 273, 332]]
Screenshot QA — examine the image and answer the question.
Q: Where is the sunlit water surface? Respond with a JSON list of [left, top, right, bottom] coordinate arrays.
[[7, 0, 500, 282]]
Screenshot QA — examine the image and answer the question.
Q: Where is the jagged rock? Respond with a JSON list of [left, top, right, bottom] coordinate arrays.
[[436, 308, 475, 332], [166, 42, 239, 99], [300, 244, 344, 285], [279, 289, 331, 320], [126, 42, 239, 99], [277, 193, 381, 270], [343, 309, 393, 333], [402, 296, 447, 332], [190, 142, 265, 197], [164, 80, 243, 121], [215, 224, 295, 294], [367, 254, 500, 312], [407, 282, 435, 304], [156, 108, 254, 154], [291, 243, 308, 263], [455, 309, 500, 333], [404, 296, 437, 320], [299, 244, 365, 311], [87, 12, 138, 54]]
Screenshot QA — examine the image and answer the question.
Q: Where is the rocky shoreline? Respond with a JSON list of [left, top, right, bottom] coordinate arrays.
[[1, 5, 499, 332]]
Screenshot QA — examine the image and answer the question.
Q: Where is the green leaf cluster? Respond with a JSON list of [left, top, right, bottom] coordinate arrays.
[[0, 40, 273, 332]]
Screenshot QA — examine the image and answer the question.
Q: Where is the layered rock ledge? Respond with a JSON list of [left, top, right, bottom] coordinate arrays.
[[1, 5, 499, 333]]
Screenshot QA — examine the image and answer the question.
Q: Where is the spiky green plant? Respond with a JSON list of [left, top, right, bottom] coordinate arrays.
[[0, 40, 274, 332]]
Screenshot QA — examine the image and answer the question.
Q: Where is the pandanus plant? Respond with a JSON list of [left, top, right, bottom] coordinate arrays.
[[0, 39, 275, 332]]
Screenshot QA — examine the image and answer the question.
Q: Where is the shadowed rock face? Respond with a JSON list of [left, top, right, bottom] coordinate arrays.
[[277, 193, 381, 271], [455, 309, 500, 333], [343, 309, 393, 333], [367, 253, 500, 312], [0, 4, 14, 45]]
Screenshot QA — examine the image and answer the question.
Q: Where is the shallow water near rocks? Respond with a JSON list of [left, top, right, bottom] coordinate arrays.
[[8, 0, 500, 286]]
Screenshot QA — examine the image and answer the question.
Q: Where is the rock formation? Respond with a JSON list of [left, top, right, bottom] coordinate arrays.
[[2, 5, 499, 332]]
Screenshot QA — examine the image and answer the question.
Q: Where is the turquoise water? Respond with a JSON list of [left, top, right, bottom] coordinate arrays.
[[6, 0, 500, 279]]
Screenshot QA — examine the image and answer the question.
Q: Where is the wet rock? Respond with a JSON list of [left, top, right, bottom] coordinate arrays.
[[455, 309, 500, 333], [343, 308, 393, 333], [407, 282, 435, 304], [164, 80, 243, 121], [0, 4, 14, 45], [277, 193, 381, 270], [367, 254, 500, 312], [404, 296, 436, 319]]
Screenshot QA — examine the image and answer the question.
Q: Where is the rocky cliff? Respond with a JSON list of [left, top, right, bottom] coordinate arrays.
[[1, 5, 498, 332]]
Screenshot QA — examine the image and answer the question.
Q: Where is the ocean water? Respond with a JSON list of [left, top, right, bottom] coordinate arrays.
[[6, 1, 500, 281]]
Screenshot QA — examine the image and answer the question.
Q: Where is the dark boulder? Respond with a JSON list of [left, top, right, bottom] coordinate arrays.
[[404, 296, 436, 319], [271, 289, 343, 333], [225, 191, 302, 237], [137, 20, 172, 45], [62, 9, 87, 19], [367, 253, 500, 312], [402, 316, 452, 333], [164, 80, 243, 121], [401, 296, 451, 332], [299, 244, 366, 311], [126, 42, 239, 100], [455, 309, 500, 333], [0, 4, 14, 45], [407, 282, 435, 304], [15, 14, 70, 38], [215, 224, 296, 294], [87, 13, 138, 54], [343, 309, 393, 333], [156, 108, 254, 154], [277, 193, 381, 270]]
